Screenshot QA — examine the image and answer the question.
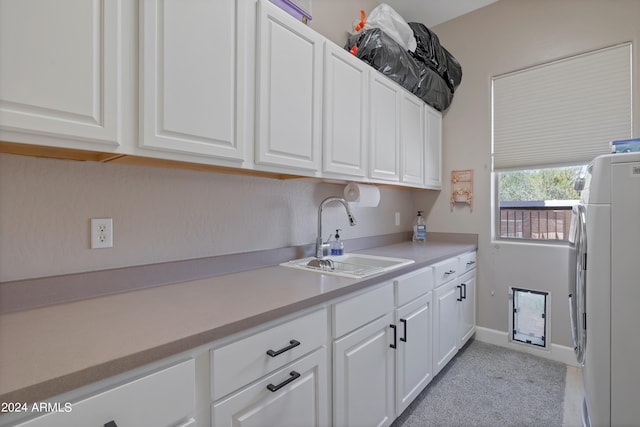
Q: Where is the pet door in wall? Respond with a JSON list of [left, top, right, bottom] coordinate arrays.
[[511, 288, 548, 347]]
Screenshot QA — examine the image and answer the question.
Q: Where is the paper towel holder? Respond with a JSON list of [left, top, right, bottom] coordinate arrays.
[[344, 182, 380, 208]]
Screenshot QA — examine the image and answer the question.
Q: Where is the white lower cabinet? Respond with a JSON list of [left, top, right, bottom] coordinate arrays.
[[433, 276, 461, 375], [332, 283, 395, 427], [458, 273, 477, 347], [433, 252, 477, 375], [12, 359, 196, 427], [333, 312, 396, 427], [333, 265, 436, 427], [211, 308, 329, 427], [212, 348, 328, 427], [395, 292, 433, 415]]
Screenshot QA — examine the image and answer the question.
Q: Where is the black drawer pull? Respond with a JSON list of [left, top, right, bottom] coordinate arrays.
[[266, 339, 300, 357], [267, 371, 300, 392], [457, 285, 463, 301], [104, 421, 118, 427], [466, 261, 475, 266], [390, 324, 397, 349], [461, 282, 467, 299], [400, 318, 407, 342]]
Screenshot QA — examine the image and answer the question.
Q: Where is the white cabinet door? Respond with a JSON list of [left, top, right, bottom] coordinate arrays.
[[433, 279, 460, 375], [424, 105, 442, 189], [400, 93, 426, 186], [255, 0, 323, 172], [322, 42, 368, 178], [333, 313, 395, 427], [459, 270, 476, 347], [369, 74, 400, 182], [0, 0, 123, 148], [395, 292, 433, 415], [13, 359, 195, 427], [140, 0, 247, 161], [212, 348, 328, 427]]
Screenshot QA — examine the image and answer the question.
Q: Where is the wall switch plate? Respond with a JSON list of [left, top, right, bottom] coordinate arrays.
[[91, 218, 113, 249], [395, 212, 401, 226]]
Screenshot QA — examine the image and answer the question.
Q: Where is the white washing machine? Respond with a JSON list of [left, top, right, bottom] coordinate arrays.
[[569, 152, 640, 426]]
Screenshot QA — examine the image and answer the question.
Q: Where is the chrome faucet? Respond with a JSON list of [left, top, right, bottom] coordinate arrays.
[[315, 196, 357, 259]]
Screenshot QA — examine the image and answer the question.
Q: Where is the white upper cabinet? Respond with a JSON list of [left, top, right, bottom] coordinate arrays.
[[139, 0, 249, 161], [424, 105, 443, 189], [369, 73, 401, 181], [322, 42, 368, 178], [0, 0, 124, 149], [0, 0, 443, 190], [255, 0, 323, 172], [400, 93, 426, 185]]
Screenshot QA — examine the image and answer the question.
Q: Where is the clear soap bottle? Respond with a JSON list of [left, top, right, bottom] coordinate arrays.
[[413, 211, 427, 243], [331, 229, 344, 255]]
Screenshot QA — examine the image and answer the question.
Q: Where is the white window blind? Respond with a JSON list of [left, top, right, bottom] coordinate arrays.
[[493, 43, 632, 170]]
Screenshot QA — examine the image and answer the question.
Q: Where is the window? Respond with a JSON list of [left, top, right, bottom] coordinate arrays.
[[511, 288, 548, 348], [492, 43, 632, 241], [498, 166, 582, 241]]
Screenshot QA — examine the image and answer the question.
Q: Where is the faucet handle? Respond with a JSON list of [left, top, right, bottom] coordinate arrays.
[[324, 233, 333, 244]]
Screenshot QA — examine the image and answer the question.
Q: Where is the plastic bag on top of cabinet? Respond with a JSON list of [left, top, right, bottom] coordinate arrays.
[[408, 22, 462, 92], [352, 3, 417, 53], [345, 28, 453, 111]]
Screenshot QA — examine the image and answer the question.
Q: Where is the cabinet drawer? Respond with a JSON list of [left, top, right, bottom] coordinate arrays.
[[433, 257, 459, 288], [14, 359, 195, 427], [395, 266, 434, 307], [332, 282, 394, 338], [212, 347, 328, 427], [459, 251, 477, 275], [211, 308, 327, 401]]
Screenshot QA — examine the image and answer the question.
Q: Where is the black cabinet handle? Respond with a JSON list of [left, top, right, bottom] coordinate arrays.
[[466, 261, 475, 266], [390, 324, 397, 349], [444, 269, 456, 275], [104, 422, 118, 427], [461, 283, 467, 299], [266, 371, 301, 392], [400, 318, 407, 342], [457, 285, 463, 301], [266, 339, 300, 357]]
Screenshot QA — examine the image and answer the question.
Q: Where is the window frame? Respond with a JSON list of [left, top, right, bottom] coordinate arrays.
[[491, 43, 631, 244], [491, 170, 581, 245]]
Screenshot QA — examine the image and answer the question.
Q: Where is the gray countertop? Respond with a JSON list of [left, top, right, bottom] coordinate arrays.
[[0, 239, 476, 405]]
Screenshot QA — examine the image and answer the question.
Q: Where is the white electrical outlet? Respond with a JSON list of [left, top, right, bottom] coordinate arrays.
[[395, 212, 401, 226], [91, 218, 113, 249]]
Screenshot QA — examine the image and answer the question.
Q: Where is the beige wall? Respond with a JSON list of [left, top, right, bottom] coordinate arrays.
[[416, 0, 640, 347], [0, 154, 416, 281], [310, 0, 379, 46]]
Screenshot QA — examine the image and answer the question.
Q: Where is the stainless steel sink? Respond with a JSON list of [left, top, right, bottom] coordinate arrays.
[[280, 253, 414, 279]]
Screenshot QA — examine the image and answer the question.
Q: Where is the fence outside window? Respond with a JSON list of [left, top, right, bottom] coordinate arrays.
[[499, 202, 573, 241]]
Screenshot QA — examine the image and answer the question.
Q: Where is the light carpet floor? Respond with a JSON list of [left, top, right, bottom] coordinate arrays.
[[392, 340, 567, 427]]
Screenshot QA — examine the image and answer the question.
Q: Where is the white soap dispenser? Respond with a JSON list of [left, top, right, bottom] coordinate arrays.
[[413, 211, 427, 243], [331, 229, 344, 255]]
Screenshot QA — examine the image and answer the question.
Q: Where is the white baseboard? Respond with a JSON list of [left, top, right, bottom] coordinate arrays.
[[474, 326, 580, 367]]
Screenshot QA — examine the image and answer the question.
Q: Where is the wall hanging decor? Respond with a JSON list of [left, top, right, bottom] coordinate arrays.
[[451, 169, 473, 212]]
